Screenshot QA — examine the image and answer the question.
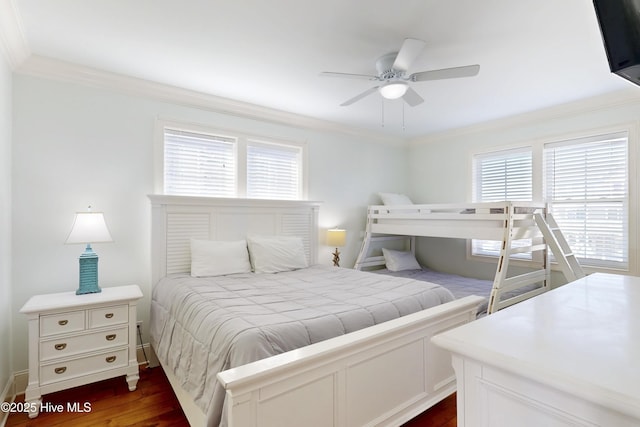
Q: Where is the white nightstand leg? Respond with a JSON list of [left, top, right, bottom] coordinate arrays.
[[24, 392, 41, 418], [126, 372, 140, 391]]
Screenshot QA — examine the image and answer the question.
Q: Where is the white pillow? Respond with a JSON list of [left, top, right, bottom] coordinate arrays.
[[247, 235, 308, 273], [378, 192, 413, 205], [190, 239, 252, 277], [382, 248, 421, 272]]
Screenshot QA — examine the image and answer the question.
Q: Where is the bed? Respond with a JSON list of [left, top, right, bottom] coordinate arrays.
[[354, 199, 570, 314], [148, 195, 484, 427]]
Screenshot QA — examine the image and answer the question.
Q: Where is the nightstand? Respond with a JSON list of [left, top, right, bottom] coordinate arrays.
[[20, 285, 143, 418]]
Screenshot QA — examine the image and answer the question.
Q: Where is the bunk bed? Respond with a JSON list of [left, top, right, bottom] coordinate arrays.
[[148, 195, 483, 427], [354, 200, 584, 314]]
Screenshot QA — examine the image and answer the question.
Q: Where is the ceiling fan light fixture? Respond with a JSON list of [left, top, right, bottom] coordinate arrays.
[[379, 81, 408, 99]]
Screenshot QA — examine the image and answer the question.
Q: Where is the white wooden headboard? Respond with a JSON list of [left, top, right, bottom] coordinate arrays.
[[148, 195, 321, 285]]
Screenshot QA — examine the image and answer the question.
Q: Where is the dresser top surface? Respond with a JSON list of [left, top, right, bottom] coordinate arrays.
[[20, 284, 143, 314], [433, 273, 640, 413]]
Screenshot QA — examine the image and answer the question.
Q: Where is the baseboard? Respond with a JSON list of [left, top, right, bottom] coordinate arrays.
[[10, 343, 155, 398], [1, 374, 15, 427], [136, 343, 158, 368]]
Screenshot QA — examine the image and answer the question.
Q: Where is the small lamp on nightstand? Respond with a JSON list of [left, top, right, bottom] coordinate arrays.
[[327, 228, 346, 267], [65, 206, 113, 295]]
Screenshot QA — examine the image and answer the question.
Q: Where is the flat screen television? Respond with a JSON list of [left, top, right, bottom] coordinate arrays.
[[593, 0, 640, 85]]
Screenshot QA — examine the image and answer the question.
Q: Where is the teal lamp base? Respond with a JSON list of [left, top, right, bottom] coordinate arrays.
[[76, 244, 101, 295]]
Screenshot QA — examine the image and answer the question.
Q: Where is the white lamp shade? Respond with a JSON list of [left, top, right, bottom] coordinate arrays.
[[379, 82, 408, 100], [327, 229, 346, 247], [66, 212, 113, 244]]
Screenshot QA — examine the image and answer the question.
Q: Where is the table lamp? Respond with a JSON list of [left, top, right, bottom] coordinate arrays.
[[327, 228, 346, 267], [65, 206, 113, 295]]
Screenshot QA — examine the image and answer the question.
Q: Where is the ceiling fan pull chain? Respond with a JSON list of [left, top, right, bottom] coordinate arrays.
[[381, 99, 385, 128]]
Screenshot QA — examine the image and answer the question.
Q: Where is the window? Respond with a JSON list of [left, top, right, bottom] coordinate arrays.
[[472, 148, 533, 258], [544, 133, 628, 269], [164, 128, 236, 197], [157, 121, 306, 200], [471, 130, 630, 271], [246, 140, 301, 200], [473, 148, 533, 202]]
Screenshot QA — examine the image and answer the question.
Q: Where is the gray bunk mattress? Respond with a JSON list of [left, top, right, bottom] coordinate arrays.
[[375, 267, 497, 315], [376, 267, 542, 315]]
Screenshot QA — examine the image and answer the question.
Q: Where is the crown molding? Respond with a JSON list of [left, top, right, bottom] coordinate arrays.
[[409, 87, 640, 146], [16, 54, 405, 146], [0, 0, 30, 68]]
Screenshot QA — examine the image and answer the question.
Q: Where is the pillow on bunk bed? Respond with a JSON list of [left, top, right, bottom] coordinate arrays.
[[378, 192, 413, 205], [190, 238, 252, 277], [247, 235, 308, 273], [382, 248, 422, 272]]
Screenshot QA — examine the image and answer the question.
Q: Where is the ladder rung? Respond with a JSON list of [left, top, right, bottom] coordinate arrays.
[[508, 243, 546, 254], [534, 212, 585, 282]]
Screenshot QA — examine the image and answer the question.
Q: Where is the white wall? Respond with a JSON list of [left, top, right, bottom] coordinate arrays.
[[407, 90, 640, 280], [0, 43, 13, 396], [10, 74, 408, 372]]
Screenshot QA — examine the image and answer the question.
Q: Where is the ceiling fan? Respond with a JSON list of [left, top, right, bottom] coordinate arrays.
[[320, 38, 480, 107]]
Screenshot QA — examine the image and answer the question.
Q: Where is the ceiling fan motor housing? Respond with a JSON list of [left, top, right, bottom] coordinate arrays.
[[376, 52, 405, 80]]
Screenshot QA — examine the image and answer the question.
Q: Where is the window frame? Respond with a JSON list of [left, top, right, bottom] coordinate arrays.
[[154, 119, 308, 200], [467, 123, 638, 276]]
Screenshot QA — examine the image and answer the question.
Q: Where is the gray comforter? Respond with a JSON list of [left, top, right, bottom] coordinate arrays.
[[150, 264, 454, 426]]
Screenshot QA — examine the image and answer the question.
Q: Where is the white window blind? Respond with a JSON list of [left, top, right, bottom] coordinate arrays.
[[472, 148, 533, 258], [164, 129, 236, 197], [247, 141, 301, 200], [544, 132, 628, 269], [473, 148, 533, 202]]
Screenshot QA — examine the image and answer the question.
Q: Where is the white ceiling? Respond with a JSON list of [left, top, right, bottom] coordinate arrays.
[[5, 0, 636, 138]]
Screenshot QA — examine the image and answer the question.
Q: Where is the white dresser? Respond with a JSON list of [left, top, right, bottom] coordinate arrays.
[[20, 285, 143, 418], [432, 273, 640, 427]]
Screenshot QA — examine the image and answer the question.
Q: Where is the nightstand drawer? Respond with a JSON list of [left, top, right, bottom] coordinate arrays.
[[40, 347, 128, 385], [40, 325, 129, 361], [89, 305, 128, 328], [40, 311, 85, 337]]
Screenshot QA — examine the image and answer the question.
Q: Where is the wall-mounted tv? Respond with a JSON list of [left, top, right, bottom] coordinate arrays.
[[593, 0, 640, 85]]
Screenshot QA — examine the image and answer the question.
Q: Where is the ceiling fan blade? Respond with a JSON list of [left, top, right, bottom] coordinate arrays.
[[340, 86, 379, 106], [320, 71, 379, 81], [392, 38, 426, 72], [410, 64, 480, 82], [402, 87, 424, 107]]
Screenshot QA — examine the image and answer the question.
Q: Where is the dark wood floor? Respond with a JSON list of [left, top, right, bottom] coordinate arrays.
[[6, 365, 456, 426]]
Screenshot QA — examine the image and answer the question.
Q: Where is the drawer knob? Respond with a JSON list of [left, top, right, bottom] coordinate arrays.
[[105, 334, 116, 341], [58, 320, 68, 326], [54, 343, 67, 351], [54, 367, 67, 374], [105, 313, 114, 319], [105, 356, 117, 363]]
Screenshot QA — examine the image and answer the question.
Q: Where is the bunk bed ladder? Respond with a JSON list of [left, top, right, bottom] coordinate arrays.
[[487, 204, 516, 314], [534, 213, 585, 282], [354, 208, 374, 270], [355, 206, 415, 270], [488, 203, 552, 314]]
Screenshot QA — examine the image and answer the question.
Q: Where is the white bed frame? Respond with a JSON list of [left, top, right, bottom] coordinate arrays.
[[149, 195, 484, 427], [354, 201, 573, 314]]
